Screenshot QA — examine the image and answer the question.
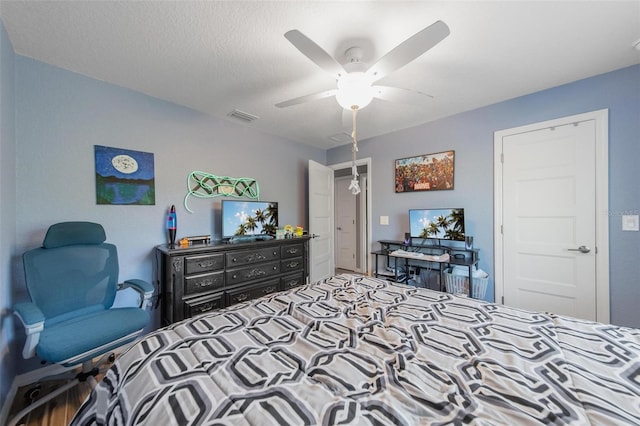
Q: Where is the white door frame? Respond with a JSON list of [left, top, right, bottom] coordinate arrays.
[[494, 109, 609, 323], [331, 157, 373, 276]]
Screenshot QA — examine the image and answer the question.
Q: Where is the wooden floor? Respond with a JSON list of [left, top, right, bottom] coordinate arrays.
[[335, 268, 357, 275], [7, 375, 102, 426]]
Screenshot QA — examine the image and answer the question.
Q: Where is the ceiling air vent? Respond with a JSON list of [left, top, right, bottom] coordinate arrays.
[[229, 109, 259, 122], [328, 132, 352, 144]]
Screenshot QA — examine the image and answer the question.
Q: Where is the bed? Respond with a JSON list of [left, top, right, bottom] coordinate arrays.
[[71, 274, 640, 425]]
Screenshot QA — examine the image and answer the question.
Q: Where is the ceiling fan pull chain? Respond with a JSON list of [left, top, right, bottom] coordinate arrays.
[[349, 107, 361, 195]]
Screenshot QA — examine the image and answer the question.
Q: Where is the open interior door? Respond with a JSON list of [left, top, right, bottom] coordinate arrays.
[[308, 160, 334, 282]]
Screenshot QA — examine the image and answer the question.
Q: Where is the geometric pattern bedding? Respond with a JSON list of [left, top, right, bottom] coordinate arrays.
[[71, 274, 640, 425]]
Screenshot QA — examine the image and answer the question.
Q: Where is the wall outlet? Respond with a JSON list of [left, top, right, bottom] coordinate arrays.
[[380, 215, 389, 225], [622, 215, 639, 231]]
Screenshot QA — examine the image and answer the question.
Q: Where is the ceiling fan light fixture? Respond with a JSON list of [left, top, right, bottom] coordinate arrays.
[[336, 72, 374, 110]]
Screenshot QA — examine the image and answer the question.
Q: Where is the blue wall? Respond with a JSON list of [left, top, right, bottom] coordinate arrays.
[[328, 64, 640, 328], [0, 20, 17, 411], [11, 54, 326, 326], [1, 27, 326, 405]]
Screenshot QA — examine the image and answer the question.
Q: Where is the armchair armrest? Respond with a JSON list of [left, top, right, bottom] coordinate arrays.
[[13, 302, 45, 359], [120, 279, 154, 308]]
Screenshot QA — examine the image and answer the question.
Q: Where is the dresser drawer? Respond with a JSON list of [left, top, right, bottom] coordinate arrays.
[[184, 271, 224, 295], [184, 292, 224, 318], [282, 271, 305, 291], [281, 243, 304, 259], [226, 246, 280, 266], [226, 260, 281, 285], [185, 253, 224, 274], [281, 256, 304, 273], [226, 278, 280, 305]]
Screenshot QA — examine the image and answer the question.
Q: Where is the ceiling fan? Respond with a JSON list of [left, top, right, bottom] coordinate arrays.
[[275, 20, 450, 112]]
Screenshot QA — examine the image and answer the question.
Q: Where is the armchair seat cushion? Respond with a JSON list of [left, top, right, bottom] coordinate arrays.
[[37, 307, 149, 364]]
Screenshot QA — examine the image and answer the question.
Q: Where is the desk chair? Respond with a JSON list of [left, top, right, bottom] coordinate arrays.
[[9, 222, 154, 426]]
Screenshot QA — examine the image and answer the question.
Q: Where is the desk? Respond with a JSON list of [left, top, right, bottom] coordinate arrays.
[[373, 240, 480, 298]]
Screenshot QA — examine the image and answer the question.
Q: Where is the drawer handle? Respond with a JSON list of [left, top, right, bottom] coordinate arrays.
[[273, 251, 278, 256], [246, 268, 267, 279], [235, 293, 249, 302], [263, 286, 277, 294], [247, 253, 266, 262], [286, 248, 299, 254], [194, 302, 214, 313], [286, 261, 299, 268], [195, 278, 214, 288], [286, 280, 300, 288], [197, 260, 216, 268]]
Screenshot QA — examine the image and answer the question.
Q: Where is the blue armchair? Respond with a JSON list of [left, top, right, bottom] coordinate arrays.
[[9, 222, 154, 426]]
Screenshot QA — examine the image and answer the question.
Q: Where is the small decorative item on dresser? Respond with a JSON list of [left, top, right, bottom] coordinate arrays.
[[181, 235, 212, 245], [167, 205, 177, 247], [284, 224, 294, 238]]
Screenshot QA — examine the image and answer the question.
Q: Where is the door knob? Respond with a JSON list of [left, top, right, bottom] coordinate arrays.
[[568, 245, 591, 253]]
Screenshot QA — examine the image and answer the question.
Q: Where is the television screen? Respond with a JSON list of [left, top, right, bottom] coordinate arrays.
[[221, 200, 278, 238], [409, 208, 465, 241]]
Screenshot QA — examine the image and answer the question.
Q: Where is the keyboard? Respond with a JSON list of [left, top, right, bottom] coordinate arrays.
[[390, 249, 449, 262], [391, 249, 424, 258]]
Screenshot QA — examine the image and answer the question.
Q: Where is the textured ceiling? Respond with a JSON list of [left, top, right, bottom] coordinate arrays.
[[1, 1, 639, 149]]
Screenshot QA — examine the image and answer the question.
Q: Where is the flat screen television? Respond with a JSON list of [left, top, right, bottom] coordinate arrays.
[[409, 208, 465, 241], [221, 200, 278, 239]]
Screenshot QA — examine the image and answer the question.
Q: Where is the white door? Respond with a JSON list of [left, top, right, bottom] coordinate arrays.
[[308, 160, 334, 282], [335, 177, 357, 271], [494, 110, 609, 322]]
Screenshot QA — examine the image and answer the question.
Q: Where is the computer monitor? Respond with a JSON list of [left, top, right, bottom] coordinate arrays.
[[409, 208, 465, 241]]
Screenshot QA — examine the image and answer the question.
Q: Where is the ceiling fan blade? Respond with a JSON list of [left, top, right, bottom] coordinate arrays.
[[365, 20, 450, 81], [284, 30, 345, 79], [275, 89, 337, 108], [372, 86, 434, 106]]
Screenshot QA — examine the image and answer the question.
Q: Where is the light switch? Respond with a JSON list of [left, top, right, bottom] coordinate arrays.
[[380, 215, 389, 225], [622, 215, 639, 231]]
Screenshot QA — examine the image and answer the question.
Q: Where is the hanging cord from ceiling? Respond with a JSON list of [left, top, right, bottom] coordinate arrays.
[[348, 106, 361, 195]]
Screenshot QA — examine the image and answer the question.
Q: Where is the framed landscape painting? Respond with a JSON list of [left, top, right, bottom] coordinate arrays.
[[95, 145, 155, 205], [395, 150, 455, 193]]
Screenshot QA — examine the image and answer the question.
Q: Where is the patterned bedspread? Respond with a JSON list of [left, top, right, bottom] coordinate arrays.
[[71, 274, 640, 425]]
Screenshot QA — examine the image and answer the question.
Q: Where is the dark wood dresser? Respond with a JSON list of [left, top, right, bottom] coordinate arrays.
[[156, 236, 310, 325]]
